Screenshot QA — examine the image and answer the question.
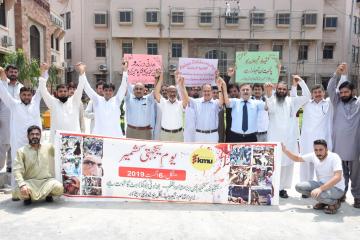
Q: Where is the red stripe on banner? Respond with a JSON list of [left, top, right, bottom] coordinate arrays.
[[118, 167, 186, 181]]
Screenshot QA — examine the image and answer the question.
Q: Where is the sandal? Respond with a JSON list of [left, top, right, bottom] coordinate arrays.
[[353, 198, 360, 208], [313, 203, 327, 210], [324, 203, 339, 214]]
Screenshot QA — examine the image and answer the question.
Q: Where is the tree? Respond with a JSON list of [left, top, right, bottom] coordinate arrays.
[[1, 49, 40, 88]]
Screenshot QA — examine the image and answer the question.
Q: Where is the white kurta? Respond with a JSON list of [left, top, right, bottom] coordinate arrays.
[[267, 80, 311, 189], [82, 72, 127, 138], [39, 76, 85, 142], [0, 81, 42, 163]]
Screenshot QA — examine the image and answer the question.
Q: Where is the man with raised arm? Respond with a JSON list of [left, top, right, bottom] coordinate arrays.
[[39, 62, 85, 142], [154, 70, 189, 142], [264, 75, 311, 198], [77, 62, 128, 137]]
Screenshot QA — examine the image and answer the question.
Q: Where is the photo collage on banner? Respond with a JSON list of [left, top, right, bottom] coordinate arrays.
[[228, 144, 275, 205], [60, 135, 104, 196]]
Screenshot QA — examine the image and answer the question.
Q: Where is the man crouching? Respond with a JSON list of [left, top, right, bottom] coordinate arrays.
[[13, 125, 63, 205], [282, 139, 345, 214]]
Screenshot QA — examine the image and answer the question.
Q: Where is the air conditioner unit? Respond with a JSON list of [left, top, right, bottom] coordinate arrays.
[[99, 64, 108, 72], [67, 66, 74, 72], [62, 62, 67, 68], [168, 64, 177, 71], [51, 55, 57, 63], [1, 36, 13, 47]]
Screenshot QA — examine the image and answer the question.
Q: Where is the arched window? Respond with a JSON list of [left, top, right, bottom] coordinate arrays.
[[205, 50, 227, 74], [30, 25, 40, 61]]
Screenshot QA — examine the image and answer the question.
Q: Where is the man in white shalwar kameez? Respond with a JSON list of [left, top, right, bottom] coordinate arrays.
[[39, 63, 85, 143], [0, 65, 47, 179], [265, 75, 311, 198], [294, 85, 332, 189], [77, 63, 127, 138]]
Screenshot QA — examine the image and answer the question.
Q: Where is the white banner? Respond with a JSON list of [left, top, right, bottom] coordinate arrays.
[[55, 132, 281, 205], [179, 58, 218, 86]]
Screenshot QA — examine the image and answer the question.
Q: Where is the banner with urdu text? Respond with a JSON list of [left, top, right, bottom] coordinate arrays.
[[55, 132, 281, 205]]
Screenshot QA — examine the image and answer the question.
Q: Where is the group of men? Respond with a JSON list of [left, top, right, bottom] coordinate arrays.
[[0, 61, 359, 214]]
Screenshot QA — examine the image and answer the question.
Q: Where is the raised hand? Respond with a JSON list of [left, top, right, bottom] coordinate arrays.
[[0, 67, 6, 81], [264, 82, 273, 97], [75, 62, 86, 75], [336, 63, 347, 76], [40, 63, 49, 74], [227, 67, 235, 78], [122, 61, 128, 72], [292, 75, 301, 85]]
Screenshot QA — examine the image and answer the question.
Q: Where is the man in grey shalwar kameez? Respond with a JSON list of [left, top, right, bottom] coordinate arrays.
[[328, 63, 360, 208]]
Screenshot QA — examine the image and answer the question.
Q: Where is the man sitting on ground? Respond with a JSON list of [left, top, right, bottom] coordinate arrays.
[[13, 125, 64, 205], [282, 139, 345, 214]]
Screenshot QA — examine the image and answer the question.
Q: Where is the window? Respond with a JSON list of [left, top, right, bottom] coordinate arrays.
[[251, 12, 265, 25], [171, 42, 182, 58], [225, 12, 239, 25], [30, 25, 40, 61], [95, 74, 107, 83], [147, 41, 158, 55], [272, 45, 283, 59], [171, 10, 184, 25], [276, 13, 290, 26], [302, 13, 317, 26], [94, 13, 107, 26], [65, 12, 71, 29], [119, 9, 133, 24], [51, 34, 54, 49], [249, 43, 259, 51], [56, 38, 59, 51], [0, 2, 6, 27], [298, 45, 308, 60], [122, 41, 133, 56], [352, 45, 360, 63], [324, 16, 337, 29], [323, 45, 334, 59], [95, 42, 106, 57], [145, 9, 160, 24], [199, 11, 212, 25], [66, 42, 72, 59], [205, 50, 227, 74]]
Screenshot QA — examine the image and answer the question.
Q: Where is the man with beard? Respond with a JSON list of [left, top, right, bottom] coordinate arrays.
[[0, 65, 46, 186], [13, 125, 64, 205], [85, 80, 104, 133], [328, 63, 360, 208], [297, 84, 332, 197], [154, 70, 188, 142], [153, 78, 168, 140], [282, 140, 345, 214], [39, 63, 85, 142], [78, 62, 128, 137], [265, 75, 311, 198], [0, 65, 23, 173]]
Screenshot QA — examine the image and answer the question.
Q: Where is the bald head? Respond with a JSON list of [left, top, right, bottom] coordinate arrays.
[[134, 82, 146, 98]]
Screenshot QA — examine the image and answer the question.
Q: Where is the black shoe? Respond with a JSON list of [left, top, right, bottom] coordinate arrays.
[[354, 198, 360, 208], [301, 194, 309, 199], [23, 199, 32, 206], [279, 190, 289, 198], [6, 167, 11, 173], [339, 194, 346, 203], [12, 197, 20, 201], [45, 196, 54, 202]]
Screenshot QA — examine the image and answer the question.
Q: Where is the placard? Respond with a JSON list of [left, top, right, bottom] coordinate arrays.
[[124, 54, 162, 84], [179, 58, 218, 86]]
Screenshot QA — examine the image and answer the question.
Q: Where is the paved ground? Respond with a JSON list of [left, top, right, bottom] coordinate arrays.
[[1, 162, 359, 240]]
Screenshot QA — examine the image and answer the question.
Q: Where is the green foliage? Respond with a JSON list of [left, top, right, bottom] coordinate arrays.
[[1, 49, 40, 87]]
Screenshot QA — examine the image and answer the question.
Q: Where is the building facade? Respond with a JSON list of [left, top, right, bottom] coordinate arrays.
[[15, 0, 65, 81], [53, 0, 360, 90], [0, 0, 16, 61]]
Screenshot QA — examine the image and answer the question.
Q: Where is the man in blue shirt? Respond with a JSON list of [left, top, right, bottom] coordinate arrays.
[[223, 83, 265, 142]]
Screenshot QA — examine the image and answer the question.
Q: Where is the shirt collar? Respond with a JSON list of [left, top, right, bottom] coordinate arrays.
[[133, 96, 145, 100], [201, 97, 214, 103], [310, 98, 326, 103]]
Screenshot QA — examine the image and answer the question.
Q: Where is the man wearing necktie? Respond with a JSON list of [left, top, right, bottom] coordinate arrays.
[[222, 83, 265, 142]]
